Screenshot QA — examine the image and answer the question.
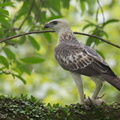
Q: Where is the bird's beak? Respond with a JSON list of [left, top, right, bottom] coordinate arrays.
[[44, 23, 49, 29]]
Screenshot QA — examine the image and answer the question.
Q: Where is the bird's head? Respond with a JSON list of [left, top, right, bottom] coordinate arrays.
[[44, 19, 70, 34]]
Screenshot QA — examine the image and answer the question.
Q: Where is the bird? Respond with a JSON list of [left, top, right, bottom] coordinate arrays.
[[44, 19, 120, 105]]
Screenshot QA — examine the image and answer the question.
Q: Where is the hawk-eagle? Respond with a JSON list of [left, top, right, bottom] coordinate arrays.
[[44, 19, 120, 105]]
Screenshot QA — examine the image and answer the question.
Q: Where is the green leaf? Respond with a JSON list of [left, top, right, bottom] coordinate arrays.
[[28, 36, 40, 50], [99, 31, 108, 38], [61, 0, 70, 9], [83, 20, 97, 31], [13, 74, 26, 84], [86, 35, 100, 46], [103, 19, 120, 27], [84, 0, 96, 15], [14, 2, 29, 20], [0, 55, 9, 68], [16, 62, 31, 75], [45, 0, 61, 14], [47, 15, 63, 21], [0, 2, 13, 7], [80, 0, 86, 13], [86, 37, 94, 46], [4, 48, 15, 60], [21, 57, 44, 64], [0, 8, 9, 16], [30, 95, 38, 102], [86, 27, 104, 46], [40, 11, 46, 21], [102, 31, 108, 38], [19, 36, 26, 45], [44, 33, 52, 43], [84, 20, 96, 24], [0, 16, 11, 28], [96, 50, 105, 59], [82, 23, 96, 31]]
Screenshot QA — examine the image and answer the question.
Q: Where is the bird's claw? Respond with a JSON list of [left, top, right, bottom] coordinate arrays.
[[83, 94, 105, 109], [84, 97, 104, 107], [83, 93, 105, 107], [96, 93, 105, 99]]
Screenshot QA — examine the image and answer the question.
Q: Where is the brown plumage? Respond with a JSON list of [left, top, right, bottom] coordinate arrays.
[[54, 43, 120, 91]]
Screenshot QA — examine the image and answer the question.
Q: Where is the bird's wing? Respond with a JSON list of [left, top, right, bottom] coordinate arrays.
[[54, 43, 115, 76], [84, 45, 108, 66]]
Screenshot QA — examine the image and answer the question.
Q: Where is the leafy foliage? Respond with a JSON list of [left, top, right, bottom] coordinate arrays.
[[0, 0, 72, 83], [0, 95, 120, 120], [83, 19, 119, 47]]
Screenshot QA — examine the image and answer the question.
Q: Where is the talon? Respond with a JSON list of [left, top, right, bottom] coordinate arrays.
[[97, 93, 105, 99], [84, 97, 93, 106], [88, 97, 93, 105], [84, 94, 86, 99], [84, 97, 104, 106]]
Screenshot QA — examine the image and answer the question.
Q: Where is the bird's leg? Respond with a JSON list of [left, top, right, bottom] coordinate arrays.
[[84, 76, 104, 106], [70, 72, 84, 105], [91, 77, 103, 99]]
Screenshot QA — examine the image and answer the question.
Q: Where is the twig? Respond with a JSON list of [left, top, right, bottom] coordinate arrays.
[[0, 30, 120, 49], [97, 93, 105, 99], [0, 31, 54, 43], [74, 32, 120, 49], [97, 0, 105, 24], [0, 70, 11, 75], [15, 0, 35, 30]]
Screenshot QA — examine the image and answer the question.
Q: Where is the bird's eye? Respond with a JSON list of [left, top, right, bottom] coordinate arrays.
[[52, 21, 58, 25]]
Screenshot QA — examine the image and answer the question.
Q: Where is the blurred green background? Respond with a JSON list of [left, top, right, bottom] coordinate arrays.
[[0, 0, 120, 105]]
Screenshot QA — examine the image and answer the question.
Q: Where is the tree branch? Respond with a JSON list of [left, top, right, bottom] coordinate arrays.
[[0, 30, 120, 49], [74, 32, 120, 49], [0, 95, 120, 120]]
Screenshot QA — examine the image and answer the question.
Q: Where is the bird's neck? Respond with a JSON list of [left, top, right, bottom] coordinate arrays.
[[57, 28, 79, 45]]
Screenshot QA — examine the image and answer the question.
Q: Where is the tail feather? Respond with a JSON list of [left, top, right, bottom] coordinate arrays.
[[101, 74, 120, 91]]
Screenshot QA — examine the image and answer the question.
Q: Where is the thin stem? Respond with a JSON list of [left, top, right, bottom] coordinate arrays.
[[97, 0, 105, 25], [15, 0, 35, 30]]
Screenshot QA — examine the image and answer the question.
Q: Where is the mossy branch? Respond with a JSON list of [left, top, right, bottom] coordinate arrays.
[[0, 95, 120, 120]]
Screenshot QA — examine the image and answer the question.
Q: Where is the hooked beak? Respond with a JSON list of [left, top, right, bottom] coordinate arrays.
[[44, 23, 49, 29]]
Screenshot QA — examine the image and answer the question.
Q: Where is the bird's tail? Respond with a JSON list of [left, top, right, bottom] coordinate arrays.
[[101, 74, 120, 91]]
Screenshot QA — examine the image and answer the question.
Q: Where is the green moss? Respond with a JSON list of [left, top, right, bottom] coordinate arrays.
[[0, 95, 120, 120]]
